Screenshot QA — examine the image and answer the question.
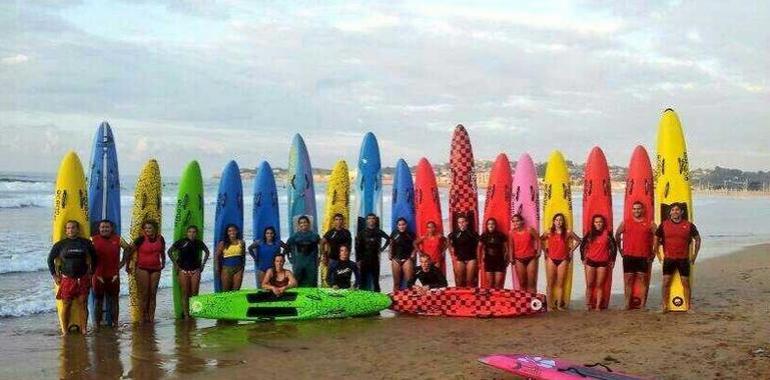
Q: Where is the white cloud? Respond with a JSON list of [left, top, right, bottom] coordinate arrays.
[[1, 54, 29, 65]]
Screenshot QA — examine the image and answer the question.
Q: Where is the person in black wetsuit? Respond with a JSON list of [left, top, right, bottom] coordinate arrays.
[[408, 254, 448, 293], [327, 245, 359, 289], [389, 217, 415, 290], [48, 220, 97, 334], [479, 218, 510, 289], [167, 225, 211, 319], [321, 213, 352, 269], [355, 213, 391, 292], [448, 215, 479, 287]]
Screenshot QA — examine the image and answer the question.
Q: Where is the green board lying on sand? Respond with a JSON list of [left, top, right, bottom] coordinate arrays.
[[190, 288, 391, 321]]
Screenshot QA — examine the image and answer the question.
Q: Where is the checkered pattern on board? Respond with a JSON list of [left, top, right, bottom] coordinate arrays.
[[449, 125, 479, 228], [390, 288, 547, 317]]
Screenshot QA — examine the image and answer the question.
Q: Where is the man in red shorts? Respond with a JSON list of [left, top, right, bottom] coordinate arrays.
[[91, 219, 131, 327], [654, 203, 701, 312], [48, 220, 97, 334]]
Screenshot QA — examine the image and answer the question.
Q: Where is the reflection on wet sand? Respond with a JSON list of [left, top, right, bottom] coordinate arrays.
[[174, 320, 207, 374], [128, 324, 164, 379], [91, 329, 124, 378], [59, 335, 90, 379]]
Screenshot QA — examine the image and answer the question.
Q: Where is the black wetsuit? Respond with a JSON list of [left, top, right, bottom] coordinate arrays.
[[327, 259, 359, 289], [390, 230, 415, 262], [323, 228, 352, 262], [355, 227, 391, 292], [48, 237, 97, 277], [170, 238, 207, 271], [408, 264, 448, 289], [480, 231, 508, 272], [449, 229, 479, 261]]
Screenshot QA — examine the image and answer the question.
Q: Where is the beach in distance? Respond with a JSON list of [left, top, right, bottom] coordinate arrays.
[[0, 243, 767, 379]]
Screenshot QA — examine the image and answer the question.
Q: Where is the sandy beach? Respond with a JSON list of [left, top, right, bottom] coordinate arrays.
[[0, 243, 766, 379]]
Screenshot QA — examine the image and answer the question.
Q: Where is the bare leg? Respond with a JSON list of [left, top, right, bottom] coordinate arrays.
[[681, 276, 691, 310], [555, 261, 568, 309], [391, 260, 402, 290], [135, 268, 150, 322], [545, 259, 555, 309], [147, 271, 161, 322], [232, 269, 244, 291], [179, 271, 191, 319], [514, 261, 528, 289], [465, 260, 477, 288], [453, 259, 465, 287], [61, 299, 72, 334], [94, 294, 103, 328], [584, 265, 596, 310], [595, 267, 608, 310], [525, 259, 538, 293], [637, 271, 648, 308], [623, 272, 634, 310], [256, 271, 265, 289], [403, 259, 414, 288], [661, 275, 672, 312], [221, 268, 232, 292], [491, 272, 505, 289]]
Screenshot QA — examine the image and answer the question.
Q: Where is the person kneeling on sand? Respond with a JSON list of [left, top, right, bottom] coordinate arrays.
[[327, 245, 359, 290], [262, 254, 297, 296], [408, 254, 448, 294]]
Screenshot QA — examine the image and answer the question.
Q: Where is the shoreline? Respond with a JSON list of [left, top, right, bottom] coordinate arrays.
[[0, 242, 768, 379]]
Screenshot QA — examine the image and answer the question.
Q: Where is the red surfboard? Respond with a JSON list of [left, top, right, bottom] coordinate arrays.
[[390, 287, 546, 317], [582, 147, 614, 309], [449, 125, 479, 279], [624, 146, 654, 309], [415, 158, 446, 274], [480, 154, 512, 288]]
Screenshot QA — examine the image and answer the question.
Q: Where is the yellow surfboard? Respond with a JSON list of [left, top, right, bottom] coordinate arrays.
[[542, 151, 575, 309], [655, 108, 693, 312], [128, 159, 162, 322], [52, 151, 91, 334], [319, 160, 350, 287]]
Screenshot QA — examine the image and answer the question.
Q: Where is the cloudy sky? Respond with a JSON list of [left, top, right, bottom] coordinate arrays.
[[1, 1, 768, 176]]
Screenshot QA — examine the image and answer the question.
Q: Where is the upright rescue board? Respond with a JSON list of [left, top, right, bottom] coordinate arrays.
[[583, 147, 614, 310], [511, 153, 540, 289], [355, 132, 382, 232], [53, 151, 91, 334], [480, 154, 512, 288], [252, 161, 281, 287], [172, 161, 204, 318], [624, 146, 654, 309], [655, 108, 694, 312], [320, 160, 350, 287], [542, 151, 574, 309], [449, 125, 479, 282], [213, 160, 244, 293], [414, 158, 445, 274], [87, 122, 120, 326], [287, 134, 317, 235], [129, 159, 162, 323]]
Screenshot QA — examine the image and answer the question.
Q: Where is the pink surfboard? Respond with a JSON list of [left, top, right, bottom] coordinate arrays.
[[511, 153, 540, 290], [479, 354, 646, 380]]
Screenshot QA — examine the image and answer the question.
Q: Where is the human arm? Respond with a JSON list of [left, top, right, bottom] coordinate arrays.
[[653, 224, 664, 262], [690, 224, 701, 264], [48, 242, 60, 281], [531, 228, 541, 257], [199, 241, 211, 272], [379, 229, 391, 252], [87, 239, 98, 275]]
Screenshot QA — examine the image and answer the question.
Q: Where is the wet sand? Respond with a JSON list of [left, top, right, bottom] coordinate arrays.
[[1, 244, 768, 379]]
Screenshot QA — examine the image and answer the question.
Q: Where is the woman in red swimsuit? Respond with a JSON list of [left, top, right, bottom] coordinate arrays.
[[509, 214, 541, 293], [414, 221, 448, 276], [130, 220, 166, 323], [540, 213, 581, 310]]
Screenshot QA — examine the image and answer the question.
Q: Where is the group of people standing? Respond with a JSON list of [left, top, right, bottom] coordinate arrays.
[[47, 199, 700, 333]]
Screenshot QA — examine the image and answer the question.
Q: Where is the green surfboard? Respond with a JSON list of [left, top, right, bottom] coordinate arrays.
[[172, 161, 205, 319], [190, 288, 392, 321]]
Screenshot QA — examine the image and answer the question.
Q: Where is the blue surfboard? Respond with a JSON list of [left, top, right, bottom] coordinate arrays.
[[356, 132, 383, 232], [252, 161, 281, 287], [391, 159, 415, 290], [287, 134, 317, 235], [213, 160, 244, 292], [87, 121, 120, 326]]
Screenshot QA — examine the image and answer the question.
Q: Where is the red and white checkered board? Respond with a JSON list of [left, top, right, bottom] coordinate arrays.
[[390, 287, 547, 317], [449, 125, 479, 231]]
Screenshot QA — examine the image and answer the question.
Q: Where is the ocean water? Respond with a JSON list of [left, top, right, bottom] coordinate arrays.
[[0, 171, 768, 318]]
